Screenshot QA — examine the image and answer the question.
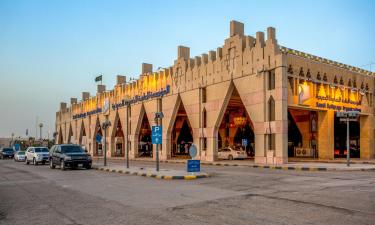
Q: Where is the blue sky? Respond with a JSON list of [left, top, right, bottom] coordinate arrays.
[[0, 0, 374, 138]]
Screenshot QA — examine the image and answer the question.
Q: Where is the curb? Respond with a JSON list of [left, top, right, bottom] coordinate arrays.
[[162, 161, 375, 172], [93, 167, 210, 180]]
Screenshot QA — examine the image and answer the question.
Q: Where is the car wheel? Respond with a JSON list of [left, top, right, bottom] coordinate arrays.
[[228, 155, 233, 160], [49, 160, 55, 169], [25, 157, 29, 165], [60, 160, 65, 171], [33, 158, 37, 166]]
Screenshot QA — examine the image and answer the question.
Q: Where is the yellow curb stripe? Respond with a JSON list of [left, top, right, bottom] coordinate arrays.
[[163, 176, 173, 180], [184, 175, 196, 180]]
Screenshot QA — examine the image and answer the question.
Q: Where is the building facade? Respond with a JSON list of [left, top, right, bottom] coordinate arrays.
[[55, 21, 375, 164]]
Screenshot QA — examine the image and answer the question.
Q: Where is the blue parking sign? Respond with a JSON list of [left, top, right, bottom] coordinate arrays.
[[187, 160, 200, 172], [95, 134, 102, 143], [152, 126, 162, 144]]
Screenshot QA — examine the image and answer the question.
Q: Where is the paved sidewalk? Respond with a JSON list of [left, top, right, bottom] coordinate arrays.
[[93, 163, 210, 180]]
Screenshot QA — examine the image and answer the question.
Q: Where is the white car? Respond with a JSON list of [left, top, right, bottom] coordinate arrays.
[[25, 147, 50, 165], [218, 146, 247, 160], [14, 151, 26, 162]]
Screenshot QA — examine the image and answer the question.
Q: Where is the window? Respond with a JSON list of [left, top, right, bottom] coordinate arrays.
[[268, 96, 275, 121], [267, 134, 276, 150], [203, 109, 207, 128], [268, 70, 275, 90], [201, 87, 207, 103]]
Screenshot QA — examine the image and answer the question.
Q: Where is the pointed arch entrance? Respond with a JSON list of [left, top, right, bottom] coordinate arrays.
[[138, 113, 152, 157], [171, 101, 193, 158], [67, 124, 74, 144], [112, 115, 125, 157], [93, 118, 103, 156], [58, 126, 64, 144], [217, 85, 254, 158], [78, 121, 87, 146]]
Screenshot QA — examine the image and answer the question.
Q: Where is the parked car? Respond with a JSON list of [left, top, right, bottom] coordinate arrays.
[[0, 148, 15, 159], [14, 151, 26, 162], [218, 146, 247, 160], [25, 147, 49, 165], [49, 144, 92, 170]]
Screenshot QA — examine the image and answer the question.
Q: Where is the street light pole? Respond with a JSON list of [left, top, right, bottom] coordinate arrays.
[[126, 104, 130, 168]]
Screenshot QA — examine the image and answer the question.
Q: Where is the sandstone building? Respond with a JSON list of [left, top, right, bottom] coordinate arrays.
[[55, 21, 375, 164]]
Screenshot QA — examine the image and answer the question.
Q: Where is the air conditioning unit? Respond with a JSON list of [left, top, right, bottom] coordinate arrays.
[[295, 148, 313, 157]]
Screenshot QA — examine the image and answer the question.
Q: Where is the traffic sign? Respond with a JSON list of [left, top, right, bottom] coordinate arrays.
[[189, 144, 197, 158], [242, 139, 248, 146], [152, 126, 162, 144], [187, 160, 200, 172], [14, 143, 20, 151], [95, 134, 102, 143]]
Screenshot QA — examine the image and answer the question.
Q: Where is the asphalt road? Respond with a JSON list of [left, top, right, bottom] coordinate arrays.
[[0, 159, 374, 225]]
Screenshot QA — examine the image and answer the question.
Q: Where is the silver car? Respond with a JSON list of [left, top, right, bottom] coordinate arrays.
[[25, 147, 49, 165], [14, 151, 26, 162]]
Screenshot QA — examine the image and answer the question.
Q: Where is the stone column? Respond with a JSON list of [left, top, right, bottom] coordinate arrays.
[[317, 110, 335, 159], [360, 115, 374, 159]]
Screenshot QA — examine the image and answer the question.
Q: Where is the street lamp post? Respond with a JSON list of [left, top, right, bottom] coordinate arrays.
[[102, 117, 111, 167], [39, 123, 43, 140], [126, 103, 130, 168]]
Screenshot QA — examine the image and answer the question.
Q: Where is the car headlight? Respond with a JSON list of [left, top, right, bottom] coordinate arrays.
[[37, 154, 42, 158], [64, 156, 72, 160]]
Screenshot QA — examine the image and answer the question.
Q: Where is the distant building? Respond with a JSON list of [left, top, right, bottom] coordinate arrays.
[[0, 138, 12, 148], [55, 21, 375, 164]]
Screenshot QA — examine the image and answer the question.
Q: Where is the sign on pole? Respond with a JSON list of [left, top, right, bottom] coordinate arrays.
[[95, 134, 102, 143], [242, 139, 248, 147], [187, 160, 200, 172], [152, 126, 162, 144]]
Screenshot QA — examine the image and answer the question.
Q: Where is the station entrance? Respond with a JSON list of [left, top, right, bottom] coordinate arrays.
[[334, 114, 360, 158], [171, 102, 193, 158], [217, 87, 254, 157], [113, 120, 125, 157], [138, 113, 152, 158], [94, 120, 103, 157]]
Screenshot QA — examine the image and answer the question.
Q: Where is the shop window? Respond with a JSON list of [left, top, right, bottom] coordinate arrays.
[[268, 70, 275, 90], [268, 96, 275, 121]]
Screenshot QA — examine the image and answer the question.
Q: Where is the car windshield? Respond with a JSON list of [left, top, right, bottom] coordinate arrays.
[[35, 148, 49, 153], [61, 146, 83, 153], [17, 151, 25, 155], [3, 148, 13, 152]]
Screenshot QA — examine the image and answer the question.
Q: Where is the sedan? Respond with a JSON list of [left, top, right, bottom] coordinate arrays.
[[218, 146, 247, 160], [0, 148, 15, 159], [14, 151, 26, 162]]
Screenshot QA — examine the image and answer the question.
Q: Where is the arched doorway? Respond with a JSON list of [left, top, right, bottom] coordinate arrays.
[[94, 119, 103, 157], [171, 102, 193, 158], [58, 127, 63, 144], [217, 86, 254, 158], [138, 113, 152, 157], [113, 120, 125, 157], [67, 124, 74, 144], [78, 121, 87, 146]]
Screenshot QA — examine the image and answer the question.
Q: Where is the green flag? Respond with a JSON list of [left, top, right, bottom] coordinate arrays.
[[95, 75, 103, 82]]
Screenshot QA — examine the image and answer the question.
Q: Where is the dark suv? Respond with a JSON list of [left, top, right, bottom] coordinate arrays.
[[0, 148, 15, 159], [49, 144, 92, 170]]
